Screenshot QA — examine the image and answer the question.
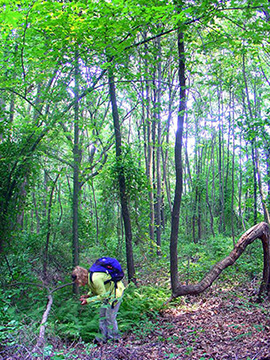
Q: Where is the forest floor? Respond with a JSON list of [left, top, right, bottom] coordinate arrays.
[[54, 280, 270, 360], [3, 279, 270, 360]]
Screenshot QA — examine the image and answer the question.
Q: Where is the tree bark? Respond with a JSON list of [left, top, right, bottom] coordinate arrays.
[[143, 39, 155, 249], [255, 147, 270, 224], [72, 49, 81, 294], [231, 90, 236, 245], [217, 85, 225, 233], [171, 222, 270, 301], [32, 192, 40, 234], [264, 136, 270, 210], [91, 181, 99, 244], [170, 28, 186, 294], [43, 173, 60, 281], [108, 70, 136, 283], [206, 136, 215, 237], [148, 93, 155, 253], [251, 141, 258, 224], [162, 66, 176, 215], [238, 133, 245, 231], [242, 54, 258, 225], [156, 36, 162, 255]]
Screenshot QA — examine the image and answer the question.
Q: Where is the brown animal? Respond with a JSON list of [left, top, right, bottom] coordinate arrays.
[[71, 266, 88, 287]]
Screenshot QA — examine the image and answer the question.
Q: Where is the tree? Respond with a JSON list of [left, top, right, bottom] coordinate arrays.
[[170, 26, 186, 293], [1, 0, 270, 297], [108, 68, 136, 283]]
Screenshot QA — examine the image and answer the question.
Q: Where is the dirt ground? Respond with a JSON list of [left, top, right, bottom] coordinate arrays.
[[99, 285, 270, 360], [61, 282, 270, 360]]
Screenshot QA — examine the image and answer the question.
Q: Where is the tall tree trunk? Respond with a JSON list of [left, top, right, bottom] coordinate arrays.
[[170, 28, 186, 293], [16, 177, 27, 229], [206, 139, 215, 237], [217, 85, 225, 233], [156, 36, 162, 255], [72, 49, 81, 294], [251, 141, 258, 225], [162, 79, 174, 214], [152, 71, 157, 254], [32, 192, 40, 234], [192, 114, 202, 243], [238, 133, 245, 230], [43, 173, 60, 281], [143, 40, 155, 249], [192, 120, 198, 244], [225, 91, 232, 235], [242, 54, 258, 225], [108, 70, 135, 283], [255, 147, 270, 224], [231, 90, 236, 245], [264, 139, 270, 209], [197, 148, 203, 240], [91, 181, 99, 244]]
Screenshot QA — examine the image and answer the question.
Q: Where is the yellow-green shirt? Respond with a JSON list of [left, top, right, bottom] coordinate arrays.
[[86, 271, 125, 304]]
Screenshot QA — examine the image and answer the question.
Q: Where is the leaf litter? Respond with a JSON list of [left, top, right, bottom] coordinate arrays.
[[85, 280, 270, 360]]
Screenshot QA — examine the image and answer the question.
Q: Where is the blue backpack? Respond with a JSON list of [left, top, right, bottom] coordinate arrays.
[[89, 257, 124, 287]]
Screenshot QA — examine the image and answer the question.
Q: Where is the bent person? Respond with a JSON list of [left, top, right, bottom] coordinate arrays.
[[72, 257, 125, 344]]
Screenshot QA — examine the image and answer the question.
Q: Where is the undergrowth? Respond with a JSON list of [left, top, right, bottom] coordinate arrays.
[[0, 231, 265, 358]]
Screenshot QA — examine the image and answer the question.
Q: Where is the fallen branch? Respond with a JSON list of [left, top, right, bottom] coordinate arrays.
[[32, 282, 73, 354], [171, 222, 270, 301]]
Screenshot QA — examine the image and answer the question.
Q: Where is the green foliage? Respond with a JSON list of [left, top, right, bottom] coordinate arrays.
[[0, 287, 38, 350], [119, 283, 170, 335], [175, 233, 264, 284], [0, 289, 18, 345], [50, 283, 170, 342], [0, 225, 267, 359], [1, 0, 270, 357], [100, 145, 149, 201], [53, 298, 100, 342]]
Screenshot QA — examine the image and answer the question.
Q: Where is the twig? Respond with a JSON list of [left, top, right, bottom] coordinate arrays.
[[51, 282, 74, 293], [8, 281, 45, 289]]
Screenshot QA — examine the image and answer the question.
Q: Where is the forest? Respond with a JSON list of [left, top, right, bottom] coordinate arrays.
[[1, 0, 270, 359]]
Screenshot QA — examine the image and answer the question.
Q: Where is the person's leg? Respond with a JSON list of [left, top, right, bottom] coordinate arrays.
[[105, 301, 121, 341], [96, 304, 108, 343]]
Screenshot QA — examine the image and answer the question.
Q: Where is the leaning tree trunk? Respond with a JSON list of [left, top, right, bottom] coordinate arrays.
[[171, 222, 270, 302]]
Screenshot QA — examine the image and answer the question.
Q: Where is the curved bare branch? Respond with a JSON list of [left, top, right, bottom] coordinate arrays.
[[172, 222, 270, 301]]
